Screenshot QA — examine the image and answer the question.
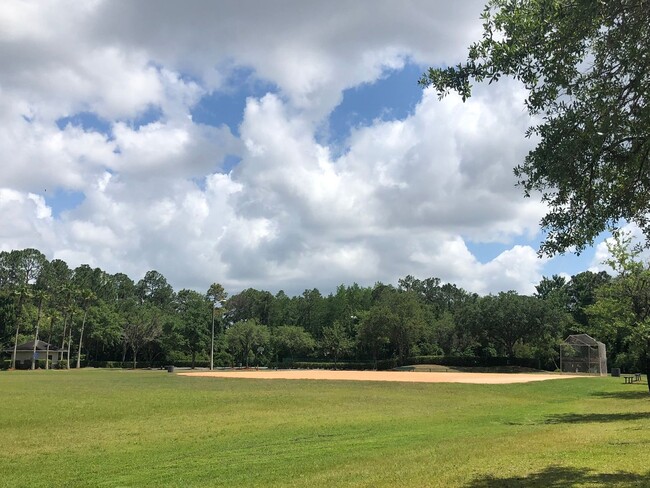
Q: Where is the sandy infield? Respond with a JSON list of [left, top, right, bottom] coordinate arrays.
[[177, 369, 586, 384]]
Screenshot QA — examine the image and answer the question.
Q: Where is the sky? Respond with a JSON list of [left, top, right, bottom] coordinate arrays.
[[0, 0, 616, 297]]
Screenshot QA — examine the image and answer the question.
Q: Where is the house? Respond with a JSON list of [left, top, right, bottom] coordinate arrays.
[[5, 340, 66, 369]]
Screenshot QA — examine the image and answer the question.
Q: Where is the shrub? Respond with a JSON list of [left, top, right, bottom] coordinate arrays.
[[612, 352, 643, 373], [273, 359, 397, 371], [407, 355, 544, 370], [274, 356, 546, 371]]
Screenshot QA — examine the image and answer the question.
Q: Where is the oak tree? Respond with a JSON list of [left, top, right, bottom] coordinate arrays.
[[421, 0, 650, 255]]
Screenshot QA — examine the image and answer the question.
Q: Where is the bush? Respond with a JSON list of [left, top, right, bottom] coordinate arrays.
[[273, 358, 397, 371], [612, 352, 643, 373], [1, 359, 11, 370], [83, 361, 121, 368], [82, 360, 213, 369], [69, 356, 548, 371], [168, 360, 210, 369], [84, 361, 126, 368], [408, 355, 544, 370], [290, 361, 373, 370], [273, 356, 547, 371], [213, 351, 233, 367]]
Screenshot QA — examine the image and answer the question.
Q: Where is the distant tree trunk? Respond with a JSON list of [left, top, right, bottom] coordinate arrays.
[[31, 297, 44, 370], [146, 346, 161, 368], [646, 342, 650, 394], [11, 291, 26, 370], [191, 350, 196, 369], [45, 316, 54, 370], [132, 346, 138, 369], [60, 312, 68, 351], [76, 308, 89, 369], [394, 329, 408, 366], [11, 323, 20, 370], [67, 321, 73, 370]]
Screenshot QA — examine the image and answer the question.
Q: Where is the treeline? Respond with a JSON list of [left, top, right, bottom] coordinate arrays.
[[0, 247, 640, 371]]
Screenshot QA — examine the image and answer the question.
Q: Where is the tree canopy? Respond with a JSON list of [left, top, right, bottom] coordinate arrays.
[[420, 0, 650, 255], [587, 233, 650, 391]]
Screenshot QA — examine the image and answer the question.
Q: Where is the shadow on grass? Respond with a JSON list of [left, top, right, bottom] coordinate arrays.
[[466, 466, 648, 487], [592, 390, 650, 400], [544, 412, 650, 424]]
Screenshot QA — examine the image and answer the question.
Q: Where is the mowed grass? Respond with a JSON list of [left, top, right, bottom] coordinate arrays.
[[1, 370, 649, 487]]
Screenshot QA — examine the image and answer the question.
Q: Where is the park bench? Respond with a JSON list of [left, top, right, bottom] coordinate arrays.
[[635, 372, 642, 382]]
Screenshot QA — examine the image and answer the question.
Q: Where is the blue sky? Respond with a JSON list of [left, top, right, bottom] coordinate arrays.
[[0, 0, 608, 296], [324, 63, 425, 154], [190, 67, 280, 137]]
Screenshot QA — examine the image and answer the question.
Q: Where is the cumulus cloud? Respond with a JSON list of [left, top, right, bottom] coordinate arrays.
[[89, 0, 486, 119], [219, 81, 546, 293], [0, 0, 558, 295], [0, 189, 56, 252], [589, 223, 650, 275]]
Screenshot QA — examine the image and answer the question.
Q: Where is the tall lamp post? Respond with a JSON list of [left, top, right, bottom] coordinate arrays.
[[210, 303, 215, 371]]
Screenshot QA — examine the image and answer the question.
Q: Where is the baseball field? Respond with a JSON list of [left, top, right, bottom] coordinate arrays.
[[1, 368, 648, 487]]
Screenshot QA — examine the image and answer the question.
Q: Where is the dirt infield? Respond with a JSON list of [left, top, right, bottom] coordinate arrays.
[[178, 369, 587, 384]]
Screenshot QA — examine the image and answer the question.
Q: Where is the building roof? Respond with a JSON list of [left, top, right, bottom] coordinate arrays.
[[5, 340, 63, 353]]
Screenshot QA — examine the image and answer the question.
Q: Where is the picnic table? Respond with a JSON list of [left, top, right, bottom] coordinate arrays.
[[623, 373, 642, 384]]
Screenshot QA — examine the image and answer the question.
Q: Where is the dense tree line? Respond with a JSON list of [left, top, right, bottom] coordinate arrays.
[[0, 244, 647, 373]]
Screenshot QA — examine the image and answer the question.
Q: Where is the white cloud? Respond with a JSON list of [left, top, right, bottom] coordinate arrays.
[[589, 223, 650, 275], [217, 83, 548, 294], [0, 189, 56, 252], [0, 0, 559, 296], [0, 95, 116, 192], [410, 238, 545, 295], [87, 0, 486, 118], [110, 119, 239, 177]]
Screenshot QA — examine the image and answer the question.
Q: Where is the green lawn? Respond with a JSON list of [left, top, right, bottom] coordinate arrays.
[[1, 370, 648, 487]]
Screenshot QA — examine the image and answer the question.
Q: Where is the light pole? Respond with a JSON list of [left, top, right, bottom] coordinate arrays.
[[210, 303, 215, 371]]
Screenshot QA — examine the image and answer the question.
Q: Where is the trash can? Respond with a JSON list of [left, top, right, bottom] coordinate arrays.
[[167, 365, 175, 373], [611, 368, 621, 377]]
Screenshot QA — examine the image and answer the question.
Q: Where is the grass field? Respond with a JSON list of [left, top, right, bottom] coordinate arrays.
[[1, 370, 649, 487]]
